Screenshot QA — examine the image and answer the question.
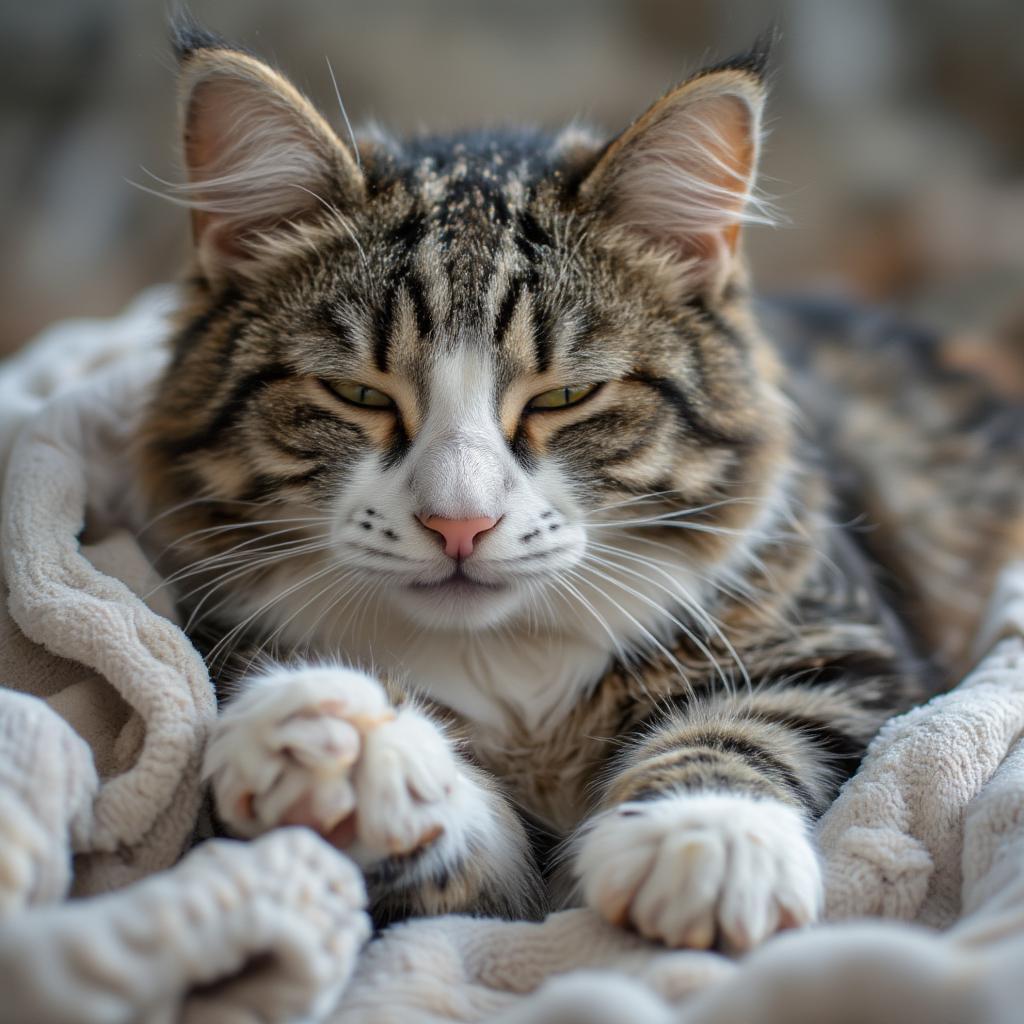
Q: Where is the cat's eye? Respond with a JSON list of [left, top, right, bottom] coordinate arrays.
[[527, 383, 599, 411], [321, 380, 395, 410]]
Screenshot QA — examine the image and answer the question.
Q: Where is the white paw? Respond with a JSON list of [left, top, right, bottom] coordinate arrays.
[[353, 711, 457, 858], [204, 666, 459, 866], [576, 793, 822, 951]]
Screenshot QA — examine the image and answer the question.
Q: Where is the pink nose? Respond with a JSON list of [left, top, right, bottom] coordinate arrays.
[[418, 515, 499, 559]]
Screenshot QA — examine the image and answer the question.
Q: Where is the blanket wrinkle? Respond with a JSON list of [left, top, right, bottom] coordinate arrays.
[[817, 634, 1024, 928], [958, 707, 1024, 921], [2, 356, 215, 884], [1, 291, 1023, 1023]]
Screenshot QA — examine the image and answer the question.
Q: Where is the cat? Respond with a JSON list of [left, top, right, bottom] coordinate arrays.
[[138, 18, 1023, 950]]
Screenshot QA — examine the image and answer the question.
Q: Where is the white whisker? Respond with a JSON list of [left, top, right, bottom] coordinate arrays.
[[565, 567, 689, 693], [582, 548, 748, 695]]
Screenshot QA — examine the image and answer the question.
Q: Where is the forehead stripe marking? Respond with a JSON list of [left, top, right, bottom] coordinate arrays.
[[406, 273, 435, 341], [372, 288, 397, 372], [493, 280, 522, 346], [531, 297, 555, 373]]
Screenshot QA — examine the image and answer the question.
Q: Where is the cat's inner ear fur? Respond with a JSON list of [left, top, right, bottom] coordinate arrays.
[[580, 64, 770, 296], [177, 44, 364, 281]]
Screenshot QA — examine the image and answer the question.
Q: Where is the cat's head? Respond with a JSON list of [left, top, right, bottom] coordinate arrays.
[[142, 25, 794, 649]]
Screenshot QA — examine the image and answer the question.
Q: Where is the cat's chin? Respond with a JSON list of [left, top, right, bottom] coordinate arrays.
[[390, 577, 527, 631]]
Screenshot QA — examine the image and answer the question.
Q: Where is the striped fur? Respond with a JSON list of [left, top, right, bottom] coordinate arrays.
[[137, 27, 1022, 946]]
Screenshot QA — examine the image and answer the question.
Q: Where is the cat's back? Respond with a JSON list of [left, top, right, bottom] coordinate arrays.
[[763, 297, 1024, 681]]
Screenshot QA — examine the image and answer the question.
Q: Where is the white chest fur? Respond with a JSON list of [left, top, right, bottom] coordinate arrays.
[[371, 626, 615, 734]]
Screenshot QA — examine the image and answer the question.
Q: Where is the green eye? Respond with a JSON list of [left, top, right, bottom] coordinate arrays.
[[527, 383, 599, 411], [323, 380, 395, 409]]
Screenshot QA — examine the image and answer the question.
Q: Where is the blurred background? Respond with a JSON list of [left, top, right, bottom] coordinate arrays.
[[2, 0, 1022, 374]]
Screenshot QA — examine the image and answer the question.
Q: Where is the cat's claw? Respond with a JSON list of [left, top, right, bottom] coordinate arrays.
[[576, 793, 822, 951], [205, 667, 458, 866]]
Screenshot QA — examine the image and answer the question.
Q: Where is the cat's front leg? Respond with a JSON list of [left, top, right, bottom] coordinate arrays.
[[205, 665, 544, 923], [575, 791, 821, 952], [570, 685, 886, 951]]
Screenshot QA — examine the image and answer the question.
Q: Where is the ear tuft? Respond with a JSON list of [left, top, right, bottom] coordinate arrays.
[[697, 28, 777, 84], [169, 7, 233, 64]]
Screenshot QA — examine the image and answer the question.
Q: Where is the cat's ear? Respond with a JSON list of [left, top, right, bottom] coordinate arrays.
[[173, 21, 364, 281], [579, 48, 772, 295]]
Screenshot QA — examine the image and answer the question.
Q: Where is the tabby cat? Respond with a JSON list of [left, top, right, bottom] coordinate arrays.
[[139, 21, 1023, 950]]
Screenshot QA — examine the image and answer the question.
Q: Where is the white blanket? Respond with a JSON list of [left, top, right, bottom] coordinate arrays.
[[0, 291, 1022, 1024]]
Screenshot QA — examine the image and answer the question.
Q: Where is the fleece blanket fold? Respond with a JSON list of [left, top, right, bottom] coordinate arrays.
[[0, 290, 1023, 1024]]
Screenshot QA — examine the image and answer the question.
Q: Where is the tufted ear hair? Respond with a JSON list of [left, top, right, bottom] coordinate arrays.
[[171, 18, 364, 282], [579, 44, 773, 296]]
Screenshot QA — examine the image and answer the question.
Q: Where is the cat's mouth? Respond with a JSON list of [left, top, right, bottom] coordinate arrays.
[[396, 564, 532, 629], [408, 568, 507, 594]]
